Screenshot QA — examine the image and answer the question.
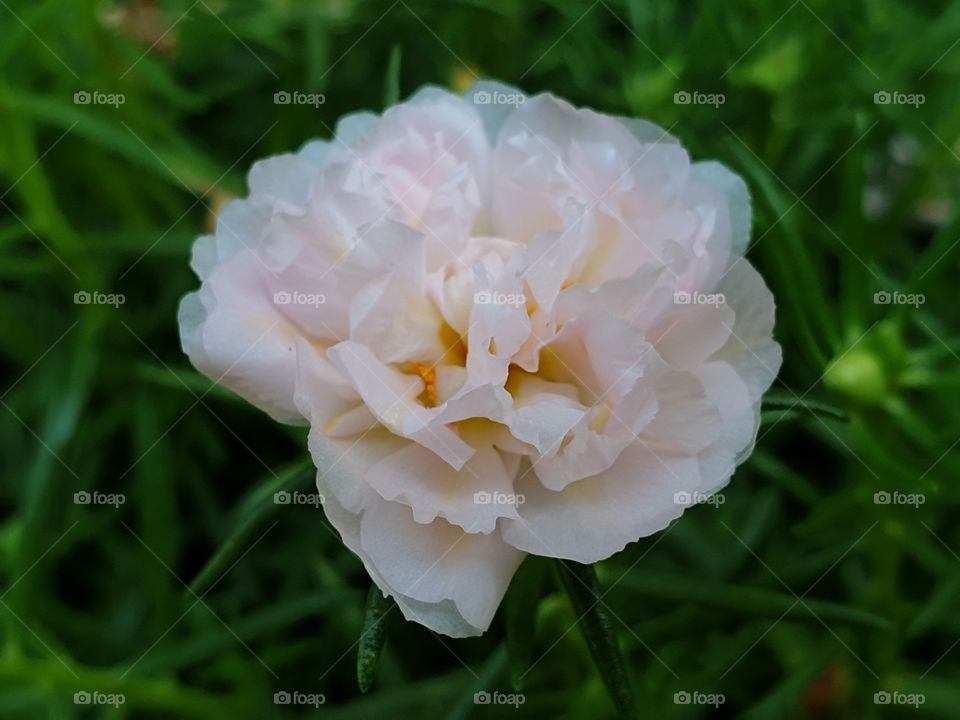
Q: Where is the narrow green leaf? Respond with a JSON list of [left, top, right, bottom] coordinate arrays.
[[724, 136, 836, 365], [617, 569, 891, 630], [555, 561, 636, 719], [138, 591, 358, 674], [444, 645, 509, 720], [505, 556, 548, 690], [357, 585, 394, 693], [906, 574, 960, 639], [907, 202, 960, 294], [187, 458, 313, 596], [762, 391, 848, 422], [383, 44, 403, 108]]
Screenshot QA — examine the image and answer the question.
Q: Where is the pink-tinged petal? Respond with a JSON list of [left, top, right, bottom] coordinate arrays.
[[345, 222, 446, 364], [540, 312, 649, 403], [292, 337, 379, 439], [648, 302, 735, 372], [694, 360, 755, 495], [523, 201, 597, 312], [317, 479, 498, 637], [693, 160, 751, 259], [343, 87, 490, 268], [532, 380, 658, 491], [292, 336, 360, 424], [639, 356, 724, 456], [712, 258, 782, 403], [504, 374, 586, 457], [179, 249, 303, 423], [319, 483, 521, 637], [327, 341, 475, 470], [360, 499, 524, 633], [501, 444, 699, 563], [462, 80, 527, 147], [309, 424, 524, 640], [366, 444, 520, 533], [491, 94, 663, 238], [247, 153, 321, 207], [512, 303, 559, 373], [311, 429, 407, 514], [466, 252, 531, 387]]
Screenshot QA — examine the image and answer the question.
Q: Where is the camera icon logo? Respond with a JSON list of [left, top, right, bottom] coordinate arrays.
[[673, 91, 691, 105], [74, 491, 91, 505], [873, 91, 891, 105], [474, 691, 491, 704], [473, 90, 491, 105], [274, 91, 291, 105], [74, 91, 91, 105], [273, 291, 292, 305], [74, 691, 91, 704]]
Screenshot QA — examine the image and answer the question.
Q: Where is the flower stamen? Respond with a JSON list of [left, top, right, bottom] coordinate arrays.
[[415, 363, 438, 408]]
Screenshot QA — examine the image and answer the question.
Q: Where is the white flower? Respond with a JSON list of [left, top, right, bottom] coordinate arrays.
[[179, 82, 782, 637]]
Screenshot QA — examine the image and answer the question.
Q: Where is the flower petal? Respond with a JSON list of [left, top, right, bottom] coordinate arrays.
[[501, 444, 698, 563], [366, 443, 521, 533]]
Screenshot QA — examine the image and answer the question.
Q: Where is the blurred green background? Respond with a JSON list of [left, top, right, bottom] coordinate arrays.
[[1, 0, 959, 717]]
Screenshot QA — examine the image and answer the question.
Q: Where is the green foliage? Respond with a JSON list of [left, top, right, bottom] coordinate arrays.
[[0, 0, 959, 717]]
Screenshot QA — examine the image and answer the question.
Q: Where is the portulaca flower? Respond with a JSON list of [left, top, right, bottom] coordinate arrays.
[[179, 82, 781, 637]]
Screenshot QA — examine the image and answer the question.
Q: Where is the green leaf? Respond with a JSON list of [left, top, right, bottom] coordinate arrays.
[[724, 135, 838, 366], [138, 590, 357, 674], [555, 561, 637, 719], [444, 645, 509, 720], [907, 202, 960, 294], [761, 391, 848, 422], [504, 556, 548, 690], [187, 457, 313, 596], [383, 44, 403, 108], [357, 585, 394, 693], [617, 569, 891, 630], [729, 36, 805, 93], [906, 574, 960, 639]]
